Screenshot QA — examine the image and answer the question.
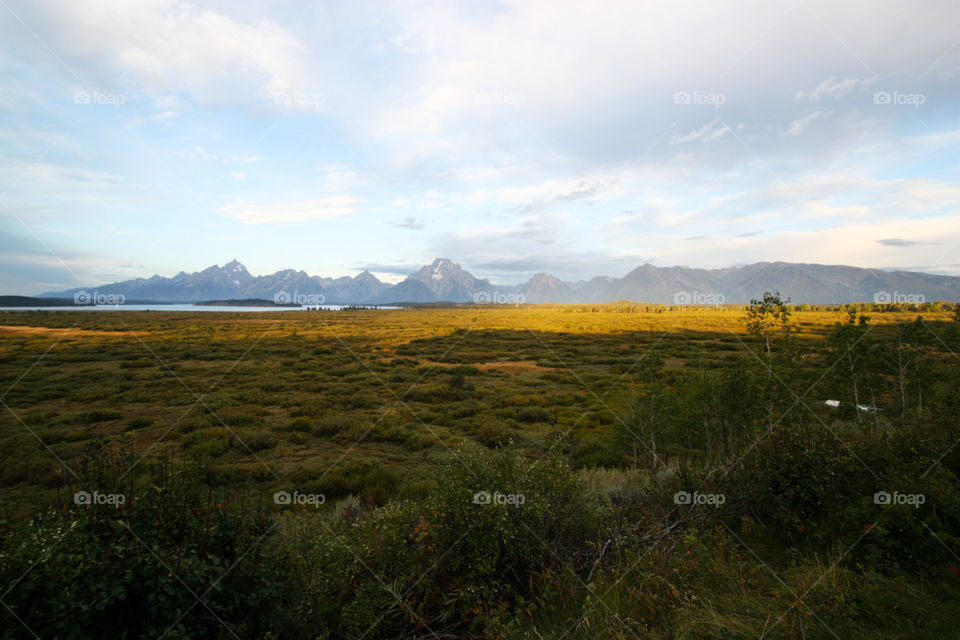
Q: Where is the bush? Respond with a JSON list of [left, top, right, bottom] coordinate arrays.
[[126, 417, 152, 430], [0, 445, 279, 639], [232, 429, 277, 453], [183, 428, 231, 459], [475, 421, 515, 447], [273, 443, 599, 638], [286, 416, 313, 432], [516, 406, 553, 423]]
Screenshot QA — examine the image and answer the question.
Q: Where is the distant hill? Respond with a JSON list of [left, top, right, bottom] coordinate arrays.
[[0, 295, 74, 307], [36, 258, 960, 305]]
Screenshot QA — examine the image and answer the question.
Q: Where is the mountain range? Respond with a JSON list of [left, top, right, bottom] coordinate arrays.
[[38, 258, 960, 305]]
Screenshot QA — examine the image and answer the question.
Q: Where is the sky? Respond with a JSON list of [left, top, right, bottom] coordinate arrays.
[[1, 0, 958, 295]]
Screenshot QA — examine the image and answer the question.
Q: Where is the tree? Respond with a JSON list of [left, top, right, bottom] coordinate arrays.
[[826, 308, 878, 426], [745, 291, 793, 356], [614, 381, 675, 470]]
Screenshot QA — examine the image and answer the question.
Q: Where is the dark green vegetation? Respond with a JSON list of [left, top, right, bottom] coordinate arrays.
[[0, 295, 73, 307], [0, 301, 958, 638]]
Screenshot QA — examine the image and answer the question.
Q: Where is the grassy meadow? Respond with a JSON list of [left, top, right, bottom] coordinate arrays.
[[1, 301, 959, 638]]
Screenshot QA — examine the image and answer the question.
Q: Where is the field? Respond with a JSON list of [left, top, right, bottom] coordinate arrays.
[[1, 302, 959, 639]]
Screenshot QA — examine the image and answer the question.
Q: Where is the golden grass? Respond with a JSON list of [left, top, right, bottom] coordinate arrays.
[[0, 324, 150, 337]]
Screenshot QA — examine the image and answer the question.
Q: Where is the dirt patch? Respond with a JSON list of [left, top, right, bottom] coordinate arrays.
[[0, 325, 149, 338]]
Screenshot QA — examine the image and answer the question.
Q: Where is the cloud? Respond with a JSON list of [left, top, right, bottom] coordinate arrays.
[[670, 120, 731, 144], [782, 110, 832, 136], [877, 238, 930, 247], [3, 0, 960, 292], [219, 196, 359, 224], [125, 111, 177, 126], [356, 262, 422, 275], [795, 77, 872, 102], [464, 176, 617, 213], [313, 164, 362, 191], [18, 0, 318, 112], [392, 217, 425, 229], [0, 162, 126, 215]]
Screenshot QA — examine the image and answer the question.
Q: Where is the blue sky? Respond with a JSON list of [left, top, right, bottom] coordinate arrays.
[[1, 0, 958, 295]]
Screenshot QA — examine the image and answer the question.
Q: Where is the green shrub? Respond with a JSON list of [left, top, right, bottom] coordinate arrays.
[[125, 417, 152, 430], [287, 416, 313, 431], [475, 421, 515, 447], [516, 406, 553, 423], [183, 428, 231, 458], [274, 443, 599, 638], [232, 429, 277, 453], [0, 445, 279, 639]]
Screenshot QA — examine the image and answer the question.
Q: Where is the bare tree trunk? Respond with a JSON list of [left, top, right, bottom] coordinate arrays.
[[897, 348, 908, 417], [850, 358, 862, 427]]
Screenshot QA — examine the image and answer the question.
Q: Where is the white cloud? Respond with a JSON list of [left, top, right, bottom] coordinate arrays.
[[312, 164, 362, 191], [3, 0, 960, 289], [219, 196, 359, 224], [782, 110, 832, 136], [230, 153, 261, 163], [795, 77, 872, 102], [21, 0, 318, 111], [670, 120, 732, 144]]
